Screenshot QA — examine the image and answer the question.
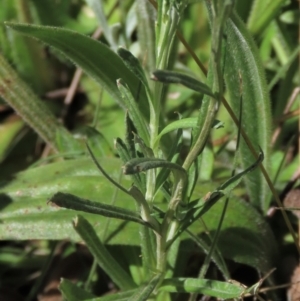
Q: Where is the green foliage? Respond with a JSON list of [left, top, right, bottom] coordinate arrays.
[[0, 0, 298, 300]]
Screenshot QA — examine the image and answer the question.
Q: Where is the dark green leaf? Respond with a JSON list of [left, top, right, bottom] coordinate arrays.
[[117, 79, 150, 144], [123, 158, 187, 185], [154, 118, 223, 147], [117, 47, 152, 98], [50, 192, 148, 227], [152, 70, 215, 97], [5, 22, 149, 117]]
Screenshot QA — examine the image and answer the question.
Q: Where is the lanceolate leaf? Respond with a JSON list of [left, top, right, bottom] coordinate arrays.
[[4, 22, 149, 118], [117, 47, 151, 97], [135, 0, 156, 74], [50, 192, 148, 227], [123, 158, 187, 186], [152, 70, 214, 97], [74, 215, 136, 290], [154, 118, 223, 146], [117, 79, 150, 145], [223, 12, 272, 211]]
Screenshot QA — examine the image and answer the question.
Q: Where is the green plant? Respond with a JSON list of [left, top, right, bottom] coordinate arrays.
[[0, 0, 298, 300]]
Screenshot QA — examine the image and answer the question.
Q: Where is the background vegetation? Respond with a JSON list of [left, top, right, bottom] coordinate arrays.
[[0, 0, 299, 300]]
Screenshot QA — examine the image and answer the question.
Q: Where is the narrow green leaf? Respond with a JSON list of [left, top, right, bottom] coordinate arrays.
[[49, 192, 149, 227], [0, 117, 24, 163], [198, 146, 214, 181], [155, 128, 182, 194], [152, 70, 215, 97], [268, 44, 300, 91], [135, 0, 156, 73], [74, 215, 136, 290], [159, 278, 244, 299], [139, 226, 156, 276], [0, 52, 74, 152], [115, 138, 145, 193], [115, 138, 131, 164], [223, 12, 272, 211], [247, 0, 285, 35], [85, 0, 117, 49], [154, 118, 223, 146], [117, 47, 152, 97], [123, 158, 187, 183], [59, 279, 95, 301], [117, 79, 150, 145], [125, 113, 138, 159], [133, 133, 154, 158], [128, 274, 161, 301], [5, 22, 148, 117]]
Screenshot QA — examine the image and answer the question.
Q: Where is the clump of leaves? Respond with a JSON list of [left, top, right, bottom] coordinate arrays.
[[1, 0, 298, 300]]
